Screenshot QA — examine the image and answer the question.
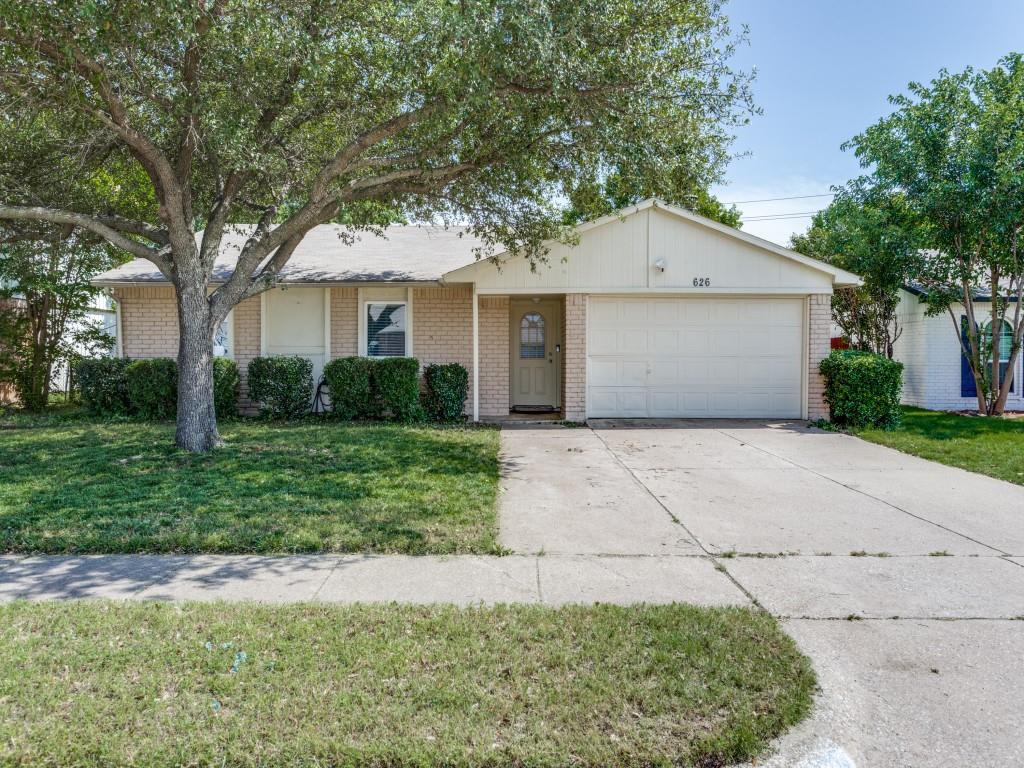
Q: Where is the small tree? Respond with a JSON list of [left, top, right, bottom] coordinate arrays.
[[0, 227, 117, 409], [0, 0, 753, 450], [790, 186, 923, 358], [846, 54, 1024, 415]]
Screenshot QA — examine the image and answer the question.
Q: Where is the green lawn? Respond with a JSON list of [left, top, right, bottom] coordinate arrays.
[[0, 601, 815, 768], [855, 406, 1024, 485], [0, 409, 500, 554]]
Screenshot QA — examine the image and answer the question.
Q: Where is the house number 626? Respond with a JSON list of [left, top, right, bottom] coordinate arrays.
[[692, 277, 711, 287]]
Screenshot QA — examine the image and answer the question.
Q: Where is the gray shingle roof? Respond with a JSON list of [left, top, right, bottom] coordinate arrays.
[[92, 224, 485, 285]]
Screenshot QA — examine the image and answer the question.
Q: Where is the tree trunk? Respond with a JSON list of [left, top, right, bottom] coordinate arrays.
[[174, 284, 222, 452]]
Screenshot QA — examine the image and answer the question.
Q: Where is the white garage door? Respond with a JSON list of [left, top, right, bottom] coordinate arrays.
[[587, 297, 804, 418]]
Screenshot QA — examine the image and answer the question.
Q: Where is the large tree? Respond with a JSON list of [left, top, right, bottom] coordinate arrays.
[[0, 0, 752, 450], [847, 54, 1024, 415], [790, 185, 922, 358]]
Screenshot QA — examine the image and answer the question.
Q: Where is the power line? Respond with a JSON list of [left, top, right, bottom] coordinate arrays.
[[741, 210, 822, 221], [726, 192, 835, 205]]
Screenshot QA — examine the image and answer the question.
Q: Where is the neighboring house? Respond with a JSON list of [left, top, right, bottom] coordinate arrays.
[[92, 199, 859, 421], [894, 286, 1023, 411]]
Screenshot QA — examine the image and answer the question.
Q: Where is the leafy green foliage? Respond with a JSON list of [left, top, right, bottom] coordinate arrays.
[[791, 188, 923, 357], [323, 357, 378, 420], [247, 356, 313, 419], [125, 358, 177, 420], [373, 357, 422, 422], [423, 362, 469, 422], [0, 601, 814, 768], [0, 414, 500, 553], [212, 357, 239, 418], [844, 53, 1024, 413], [819, 350, 904, 429], [74, 357, 131, 415]]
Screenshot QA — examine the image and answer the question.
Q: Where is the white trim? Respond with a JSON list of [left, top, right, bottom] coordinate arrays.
[[324, 287, 332, 362], [406, 286, 413, 357], [801, 296, 810, 421], [114, 297, 124, 358], [213, 309, 235, 360], [259, 292, 268, 356], [472, 284, 479, 422]]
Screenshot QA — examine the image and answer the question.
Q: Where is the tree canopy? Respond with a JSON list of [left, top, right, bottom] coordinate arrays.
[[0, 0, 754, 448]]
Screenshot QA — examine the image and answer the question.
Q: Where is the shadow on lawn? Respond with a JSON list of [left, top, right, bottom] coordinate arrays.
[[882, 407, 1024, 441]]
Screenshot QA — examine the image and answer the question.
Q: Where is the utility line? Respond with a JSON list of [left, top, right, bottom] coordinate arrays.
[[741, 210, 822, 221], [725, 192, 835, 205]]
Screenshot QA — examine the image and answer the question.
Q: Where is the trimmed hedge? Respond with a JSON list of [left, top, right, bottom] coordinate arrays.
[[819, 350, 903, 429], [423, 363, 468, 422], [126, 358, 178, 420], [323, 357, 377, 419], [213, 357, 240, 418], [247, 355, 313, 418], [75, 357, 132, 416], [374, 357, 421, 422]]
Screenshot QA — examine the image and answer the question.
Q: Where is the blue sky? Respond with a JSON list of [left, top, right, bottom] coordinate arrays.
[[713, 0, 1024, 245]]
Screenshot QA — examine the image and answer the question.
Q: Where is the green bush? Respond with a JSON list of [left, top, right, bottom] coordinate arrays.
[[74, 357, 132, 416], [374, 357, 421, 422], [423, 363, 469, 422], [819, 350, 904, 429], [213, 357, 240, 418], [247, 355, 313, 418], [324, 357, 377, 419], [126, 358, 178, 420]]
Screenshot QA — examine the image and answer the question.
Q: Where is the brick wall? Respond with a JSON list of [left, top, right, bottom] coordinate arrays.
[[807, 293, 831, 421], [330, 287, 357, 358], [113, 286, 179, 359], [411, 286, 474, 412], [563, 293, 587, 421], [233, 295, 261, 412], [478, 295, 510, 417]]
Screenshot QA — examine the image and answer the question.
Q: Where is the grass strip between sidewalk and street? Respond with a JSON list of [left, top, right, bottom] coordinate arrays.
[[0, 601, 815, 767]]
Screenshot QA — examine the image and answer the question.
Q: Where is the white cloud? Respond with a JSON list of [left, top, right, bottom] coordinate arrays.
[[712, 177, 835, 247]]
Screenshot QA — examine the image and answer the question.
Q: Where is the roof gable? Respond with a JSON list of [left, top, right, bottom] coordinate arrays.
[[443, 199, 860, 292]]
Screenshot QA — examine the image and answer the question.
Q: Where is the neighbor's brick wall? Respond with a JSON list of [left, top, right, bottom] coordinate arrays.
[[412, 286, 474, 412], [478, 296, 510, 417], [563, 293, 587, 421], [113, 286, 179, 358], [330, 287, 358, 358], [808, 294, 831, 421]]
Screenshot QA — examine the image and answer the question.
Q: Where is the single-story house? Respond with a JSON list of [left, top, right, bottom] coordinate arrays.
[[893, 285, 1022, 411], [92, 199, 860, 421]]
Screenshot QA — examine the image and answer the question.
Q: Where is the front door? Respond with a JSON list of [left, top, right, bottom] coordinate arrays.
[[510, 299, 561, 410]]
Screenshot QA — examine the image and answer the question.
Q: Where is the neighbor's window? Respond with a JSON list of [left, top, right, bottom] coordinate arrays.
[[367, 302, 407, 357], [981, 319, 1013, 363], [520, 312, 545, 359]]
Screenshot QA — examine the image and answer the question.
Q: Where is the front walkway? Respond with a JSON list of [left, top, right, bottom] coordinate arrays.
[[4, 420, 1023, 767]]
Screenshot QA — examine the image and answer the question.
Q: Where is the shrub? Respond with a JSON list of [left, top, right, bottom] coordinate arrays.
[[213, 357, 240, 418], [74, 357, 132, 416], [819, 350, 903, 429], [125, 358, 178, 420], [324, 357, 377, 419], [374, 357, 421, 422], [423, 363, 469, 421], [247, 355, 313, 418]]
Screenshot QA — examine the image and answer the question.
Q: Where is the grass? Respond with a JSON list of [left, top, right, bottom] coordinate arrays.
[[0, 601, 815, 768], [853, 406, 1024, 485], [0, 407, 500, 554]]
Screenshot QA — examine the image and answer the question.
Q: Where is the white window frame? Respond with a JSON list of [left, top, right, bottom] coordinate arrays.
[[358, 287, 413, 358], [213, 309, 235, 360]]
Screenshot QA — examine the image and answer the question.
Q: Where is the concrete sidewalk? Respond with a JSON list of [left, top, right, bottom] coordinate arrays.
[[0, 553, 748, 606]]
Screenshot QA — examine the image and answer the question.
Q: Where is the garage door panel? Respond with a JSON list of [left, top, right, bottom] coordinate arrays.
[[587, 297, 804, 419]]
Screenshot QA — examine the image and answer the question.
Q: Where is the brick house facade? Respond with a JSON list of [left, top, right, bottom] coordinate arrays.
[[96, 200, 855, 421]]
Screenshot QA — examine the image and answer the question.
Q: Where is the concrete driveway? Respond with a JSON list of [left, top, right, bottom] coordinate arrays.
[[499, 420, 1024, 768]]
